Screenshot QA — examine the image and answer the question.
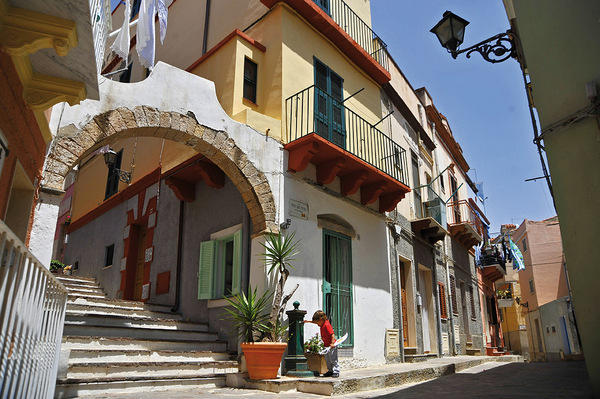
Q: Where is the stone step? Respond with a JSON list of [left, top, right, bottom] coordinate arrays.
[[66, 359, 238, 380], [64, 286, 106, 296], [67, 292, 106, 300], [403, 347, 418, 355], [66, 303, 184, 321], [466, 348, 481, 355], [242, 356, 524, 396], [404, 353, 438, 363], [63, 321, 217, 342], [68, 349, 232, 364], [64, 314, 207, 332], [55, 375, 226, 398], [67, 296, 173, 313], [62, 281, 102, 290], [62, 336, 227, 353], [56, 275, 97, 284]]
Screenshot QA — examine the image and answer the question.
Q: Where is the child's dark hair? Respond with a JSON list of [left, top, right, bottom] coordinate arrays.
[[312, 310, 327, 322]]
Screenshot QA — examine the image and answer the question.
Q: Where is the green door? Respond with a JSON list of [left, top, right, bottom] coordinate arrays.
[[323, 230, 353, 347], [314, 59, 346, 149]]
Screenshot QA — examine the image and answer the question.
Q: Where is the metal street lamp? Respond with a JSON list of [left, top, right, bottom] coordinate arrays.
[[103, 148, 131, 183], [430, 10, 516, 63]]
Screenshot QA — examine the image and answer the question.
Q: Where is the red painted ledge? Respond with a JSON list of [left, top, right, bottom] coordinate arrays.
[[285, 133, 410, 213], [261, 0, 390, 85], [187, 29, 266, 72]]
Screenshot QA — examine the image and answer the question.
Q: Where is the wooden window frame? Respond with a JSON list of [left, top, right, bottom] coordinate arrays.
[[198, 227, 242, 300], [468, 285, 477, 321], [449, 275, 458, 316], [243, 57, 258, 104], [438, 282, 448, 320]]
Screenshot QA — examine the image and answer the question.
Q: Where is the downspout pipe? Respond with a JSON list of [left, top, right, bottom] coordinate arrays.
[[201, 0, 211, 55], [171, 200, 185, 312]]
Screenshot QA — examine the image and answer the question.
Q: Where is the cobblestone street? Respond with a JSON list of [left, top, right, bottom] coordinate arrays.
[[86, 361, 593, 398]]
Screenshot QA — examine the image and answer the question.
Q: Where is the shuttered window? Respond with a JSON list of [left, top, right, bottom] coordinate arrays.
[[198, 229, 242, 300], [243, 58, 258, 104], [449, 275, 458, 315], [438, 282, 447, 319], [468, 285, 476, 320]]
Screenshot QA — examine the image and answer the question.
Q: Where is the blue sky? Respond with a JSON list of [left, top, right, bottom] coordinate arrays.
[[371, 0, 555, 232], [109, 0, 555, 232]]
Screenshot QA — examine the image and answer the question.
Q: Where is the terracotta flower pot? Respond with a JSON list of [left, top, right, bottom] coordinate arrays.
[[241, 342, 288, 380]]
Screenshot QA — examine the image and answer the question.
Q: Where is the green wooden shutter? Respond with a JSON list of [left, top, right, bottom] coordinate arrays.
[[198, 240, 216, 299], [231, 230, 242, 295]]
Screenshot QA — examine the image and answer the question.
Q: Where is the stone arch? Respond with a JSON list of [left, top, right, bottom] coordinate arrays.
[[42, 106, 277, 235]]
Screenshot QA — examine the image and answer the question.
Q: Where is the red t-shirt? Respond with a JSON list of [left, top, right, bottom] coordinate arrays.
[[320, 319, 335, 347]]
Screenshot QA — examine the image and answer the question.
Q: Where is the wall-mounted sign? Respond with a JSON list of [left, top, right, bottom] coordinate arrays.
[[519, 324, 527, 331], [289, 199, 308, 220]]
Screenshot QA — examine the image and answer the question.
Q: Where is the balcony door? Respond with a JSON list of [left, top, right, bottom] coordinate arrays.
[[323, 229, 353, 347], [314, 59, 346, 149], [449, 174, 461, 223], [313, 0, 330, 14]]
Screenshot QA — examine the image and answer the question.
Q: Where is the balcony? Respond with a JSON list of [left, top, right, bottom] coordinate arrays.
[[447, 199, 485, 249], [284, 85, 410, 213], [411, 184, 448, 244], [260, 0, 390, 84], [478, 243, 507, 282]]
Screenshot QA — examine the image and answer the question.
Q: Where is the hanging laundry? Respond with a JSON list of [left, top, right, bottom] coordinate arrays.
[[509, 238, 525, 271], [136, 0, 156, 69], [111, 0, 131, 63], [157, 0, 168, 44]]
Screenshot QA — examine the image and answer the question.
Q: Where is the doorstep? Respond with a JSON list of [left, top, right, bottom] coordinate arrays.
[[227, 355, 523, 396]]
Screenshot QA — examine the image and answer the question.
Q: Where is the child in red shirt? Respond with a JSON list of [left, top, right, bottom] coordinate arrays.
[[304, 310, 339, 377]]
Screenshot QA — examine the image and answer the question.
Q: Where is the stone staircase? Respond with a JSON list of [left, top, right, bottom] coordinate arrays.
[[54, 275, 236, 398]]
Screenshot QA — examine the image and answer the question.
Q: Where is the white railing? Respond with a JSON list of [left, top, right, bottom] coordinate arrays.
[[0, 219, 68, 399], [90, 0, 112, 73]]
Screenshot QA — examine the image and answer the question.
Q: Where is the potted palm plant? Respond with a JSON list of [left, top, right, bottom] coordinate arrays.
[[223, 231, 300, 379]]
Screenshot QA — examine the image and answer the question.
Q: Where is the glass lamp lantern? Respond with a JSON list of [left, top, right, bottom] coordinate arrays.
[[430, 11, 470, 56], [103, 149, 118, 168]]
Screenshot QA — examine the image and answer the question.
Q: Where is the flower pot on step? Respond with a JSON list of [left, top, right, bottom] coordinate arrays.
[[304, 352, 328, 375], [241, 342, 288, 380]]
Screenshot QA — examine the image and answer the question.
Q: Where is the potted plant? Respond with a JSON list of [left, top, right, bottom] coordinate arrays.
[[304, 333, 328, 376], [63, 265, 73, 275], [50, 260, 65, 274], [223, 231, 301, 379], [496, 288, 514, 308]]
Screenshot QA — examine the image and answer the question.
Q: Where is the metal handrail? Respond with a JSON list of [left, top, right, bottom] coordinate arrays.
[[0, 219, 68, 399], [319, 0, 389, 71], [285, 85, 408, 185]]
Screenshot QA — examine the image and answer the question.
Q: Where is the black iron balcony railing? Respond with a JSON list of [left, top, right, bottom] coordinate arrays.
[[315, 0, 389, 71], [478, 244, 507, 273], [285, 85, 408, 185]]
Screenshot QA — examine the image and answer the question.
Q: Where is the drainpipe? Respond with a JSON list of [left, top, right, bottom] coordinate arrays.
[[201, 0, 211, 55], [432, 248, 444, 357], [171, 200, 185, 312]]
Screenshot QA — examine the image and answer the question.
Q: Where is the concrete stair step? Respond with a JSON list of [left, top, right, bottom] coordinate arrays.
[[66, 303, 184, 321], [56, 275, 97, 284], [67, 292, 106, 300], [67, 296, 174, 313], [61, 281, 102, 290], [403, 347, 418, 355], [68, 349, 232, 363], [401, 353, 439, 363], [65, 314, 207, 332], [242, 356, 524, 396], [64, 321, 216, 342], [64, 287, 106, 296], [66, 360, 238, 380], [55, 375, 226, 398], [62, 336, 227, 352], [466, 348, 481, 355]]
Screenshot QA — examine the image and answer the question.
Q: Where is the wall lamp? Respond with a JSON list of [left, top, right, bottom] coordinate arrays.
[[103, 148, 132, 183], [430, 11, 516, 64]]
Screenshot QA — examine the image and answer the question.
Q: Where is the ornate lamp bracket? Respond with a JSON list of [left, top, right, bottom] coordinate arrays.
[[452, 31, 517, 64], [116, 169, 132, 184]]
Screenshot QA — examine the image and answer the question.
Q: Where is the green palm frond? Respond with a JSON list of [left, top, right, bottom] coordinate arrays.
[[223, 287, 272, 342], [260, 231, 301, 274]]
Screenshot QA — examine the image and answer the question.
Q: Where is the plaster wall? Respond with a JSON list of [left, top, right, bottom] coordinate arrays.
[[281, 174, 393, 364], [64, 200, 127, 298], [538, 297, 581, 360], [506, 0, 600, 390], [29, 190, 62, 267]]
